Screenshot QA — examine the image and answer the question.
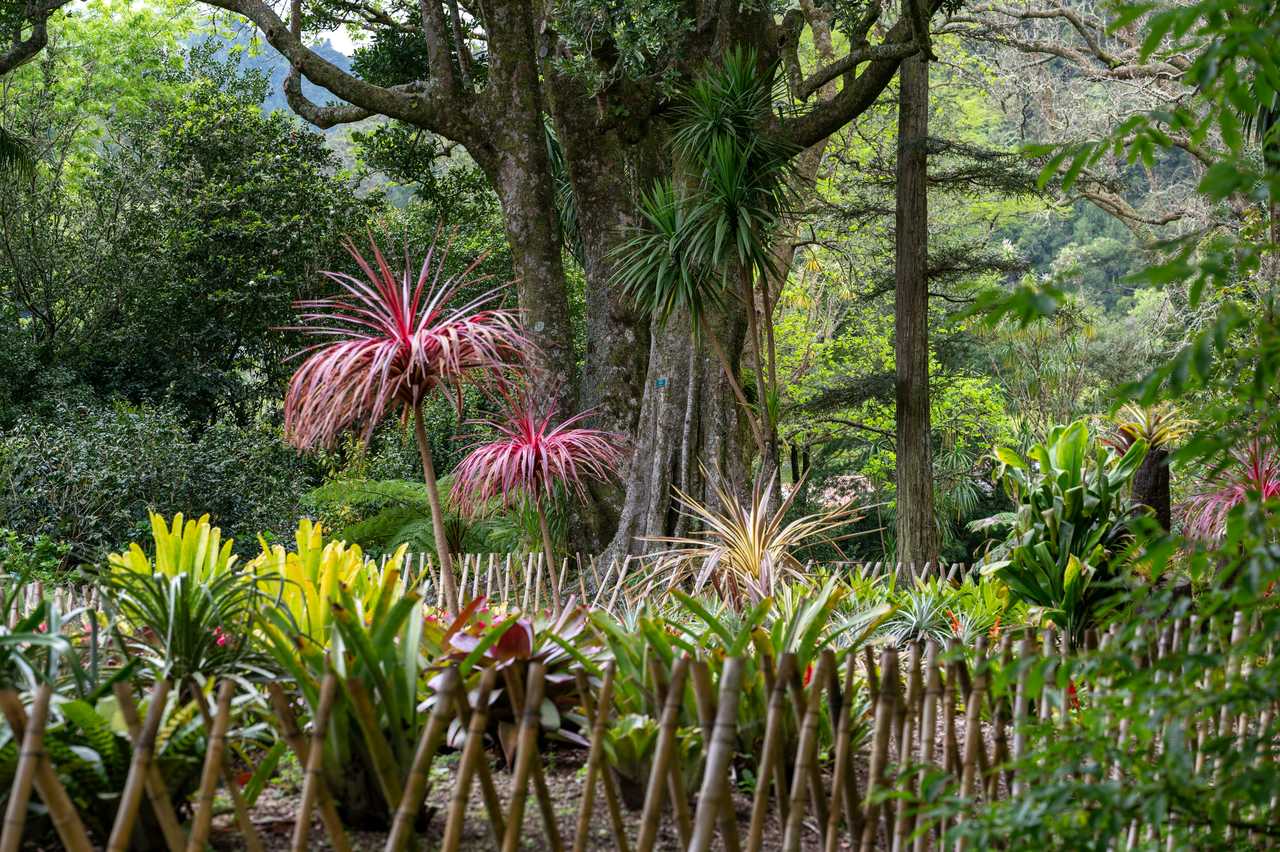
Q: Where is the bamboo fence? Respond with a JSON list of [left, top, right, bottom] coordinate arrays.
[[3, 614, 1274, 851]]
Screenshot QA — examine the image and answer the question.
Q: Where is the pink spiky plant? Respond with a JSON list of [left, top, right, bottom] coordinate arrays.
[[283, 234, 527, 613], [1182, 439, 1280, 543], [450, 384, 625, 611]]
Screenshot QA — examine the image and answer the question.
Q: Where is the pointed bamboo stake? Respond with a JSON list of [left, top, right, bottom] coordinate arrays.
[[503, 553, 513, 607], [644, 655, 693, 850], [690, 656, 745, 852], [265, 684, 349, 852], [292, 670, 339, 852], [893, 643, 924, 852], [107, 679, 171, 852], [913, 642, 943, 852], [826, 650, 864, 852], [607, 557, 630, 612], [688, 659, 741, 852], [442, 667, 500, 852], [386, 666, 459, 852], [573, 665, 631, 852], [955, 638, 989, 852], [1010, 631, 1032, 797], [636, 654, 690, 852], [783, 651, 832, 852], [748, 653, 795, 852], [1, 684, 52, 852], [502, 662, 554, 852], [115, 683, 187, 852], [187, 681, 236, 852], [859, 646, 899, 852]]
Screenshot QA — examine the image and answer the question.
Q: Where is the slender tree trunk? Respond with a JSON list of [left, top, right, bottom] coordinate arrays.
[[413, 400, 459, 613], [893, 49, 939, 568], [535, 501, 562, 612]]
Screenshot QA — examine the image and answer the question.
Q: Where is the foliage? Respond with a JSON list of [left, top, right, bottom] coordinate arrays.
[[0, 403, 314, 566], [1182, 438, 1280, 543], [644, 469, 862, 607], [283, 235, 525, 449], [977, 420, 1148, 645], [0, 528, 71, 583], [108, 512, 237, 584], [450, 384, 625, 516]]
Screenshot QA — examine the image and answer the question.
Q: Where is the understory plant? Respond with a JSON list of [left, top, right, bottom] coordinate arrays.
[[283, 234, 526, 613], [976, 419, 1148, 647], [644, 468, 861, 608]]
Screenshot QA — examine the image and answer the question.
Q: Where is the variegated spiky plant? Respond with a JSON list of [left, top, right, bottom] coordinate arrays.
[[284, 235, 527, 612], [450, 383, 624, 611], [1183, 439, 1280, 543], [642, 468, 862, 609]]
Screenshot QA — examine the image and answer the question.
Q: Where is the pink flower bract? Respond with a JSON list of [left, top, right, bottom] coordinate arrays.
[[283, 236, 527, 448], [1182, 440, 1280, 543], [450, 389, 625, 515]]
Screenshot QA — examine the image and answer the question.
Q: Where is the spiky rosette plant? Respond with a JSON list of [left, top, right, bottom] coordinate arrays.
[[284, 234, 527, 612], [1183, 439, 1280, 544], [450, 384, 625, 611]]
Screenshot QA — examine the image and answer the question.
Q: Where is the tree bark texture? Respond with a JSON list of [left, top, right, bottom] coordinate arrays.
[[1132, 446, 1171, 531], [893, 49, 940, 567]]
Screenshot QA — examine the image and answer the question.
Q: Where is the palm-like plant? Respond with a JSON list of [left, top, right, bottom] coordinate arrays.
[[1105, 403, 1192, 530], [283, 235, 527, 613], [643, 468, 861, 609], [613, 48, 797, 467], [1183, 439, 1280, 543], [450, 383, 624, 611]]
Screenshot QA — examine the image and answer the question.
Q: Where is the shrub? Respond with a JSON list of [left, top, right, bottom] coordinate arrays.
[[0, 402, 315, 566]]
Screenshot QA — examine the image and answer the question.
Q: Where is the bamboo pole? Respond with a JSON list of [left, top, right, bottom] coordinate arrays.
[[913, 641, 942, 852], [502, 662, 552, 852], [690, 656, 745, 852], [747, 654, 794, 852], [893, 642, 924, 852], [265, 684, 349, 852], [785, 657, 830, 831], [292, 670, 339, 852], [187, 681, 237, 852], [573, 664, 631, 852], [826, 650, 864, 852], [988, 632, 1014, 799], [115, 683, 188, 852], [942, 638, 961, 779], [859, 646, 899, 852], [107, 679, 171, 852], [636, 654, 690, 852], [1, 684, 51, 852], [688, 659, 741, 852], [0, 688, 92, 852], [386, 666, 458, 852], [442, 668, 500, 852], [783, 652, 832, 852], [1010, 630, 1032, 797], [955, 638, 989, 852]]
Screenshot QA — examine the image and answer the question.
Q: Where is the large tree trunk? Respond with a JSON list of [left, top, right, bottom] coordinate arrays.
[[1132, 446, 1171, 531], [893, 49, 939, 568]]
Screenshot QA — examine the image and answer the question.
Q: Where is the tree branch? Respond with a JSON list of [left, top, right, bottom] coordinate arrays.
[[0, 0, 73, 75]]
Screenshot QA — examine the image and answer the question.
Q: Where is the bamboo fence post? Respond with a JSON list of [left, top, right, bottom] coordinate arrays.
[[442, 667, 501, 852], [0, 684, 51, 852], [988, 633, 1014, 799], [784, 655, 830, 832], [783, 651, 832, 852], [688, 659, 740, 852], [747, 653, 795, 852], [893, 642, 924, 852], [1010, 631, 1032, 797], [503, 553, 513, 607], [690, 656, 746, 852], [759, 653, 791, 828], [942, 639, 961, 779], [954, 638, 989, 852], [607, 557, 630, 612], [265, 684, 349, 852], [114, 683, 188, 852], [187, 679, 266, 850], [501, 663, 564, 852], [386, 666, 459, 852], [573, 664, 631, 852], [913, 642, 942, 852], [187, 681, 236, 852], [0, 687, 91, 852], [826, 650, 864, 852], [293, 670, 339, 852], [346, 678, 405, 813], [107, 679, 170, 852], [502, 662, 551, 852], [859, 646, 899, 852], [1038, 628, 1055, 721], [636, 654, 690, 852]]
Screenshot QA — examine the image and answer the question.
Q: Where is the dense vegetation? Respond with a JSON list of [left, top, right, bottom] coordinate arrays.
[[1, 0, 1278, 847]]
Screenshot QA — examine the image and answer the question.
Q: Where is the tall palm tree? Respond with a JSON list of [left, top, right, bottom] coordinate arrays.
[[283, 235, 527, 613]]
